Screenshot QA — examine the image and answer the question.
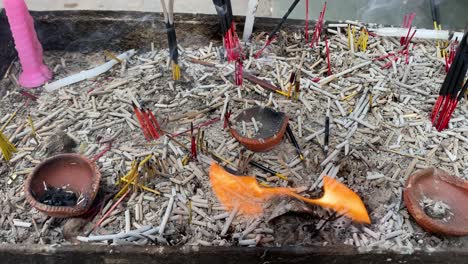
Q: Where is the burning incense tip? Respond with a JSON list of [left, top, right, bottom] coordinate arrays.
[[209, 163, 370, 224]]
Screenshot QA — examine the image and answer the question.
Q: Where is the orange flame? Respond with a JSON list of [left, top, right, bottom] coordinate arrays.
[[209, 163, 371, 224]]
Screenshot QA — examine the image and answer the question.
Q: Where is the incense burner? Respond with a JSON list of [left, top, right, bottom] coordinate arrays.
[[25, 153, 101, 218], [230, 106, 289, 152], [404, 168, 468, 236]]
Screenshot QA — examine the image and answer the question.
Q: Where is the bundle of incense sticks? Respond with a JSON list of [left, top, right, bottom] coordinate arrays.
[[400, 13, 416, 46], [115, 155, 159, 198], [374, 17, 417, 69], [431, 33, 468, 131], [310, 2, 327, 47], [354, 27, 370, 52], [254, 0, 300, 58], [0, 131, 17, 161], [284, 70, 301, 99], [161, 0, 180, 80], [133, 103, 162, 141], [212, 0, 243, 85]]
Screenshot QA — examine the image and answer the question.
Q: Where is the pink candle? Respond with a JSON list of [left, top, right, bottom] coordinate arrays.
[[3, 0, 52, 88]]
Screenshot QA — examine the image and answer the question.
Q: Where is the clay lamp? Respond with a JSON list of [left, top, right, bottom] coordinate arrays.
[[229, 106, 289, 152], [404, 168, 468, 236], [25, 153, 101, 218]]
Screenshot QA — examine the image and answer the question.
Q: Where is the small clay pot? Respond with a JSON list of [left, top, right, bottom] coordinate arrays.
[[25, 153, 101, 218], [230, 106, 289, 152], [404, 168, 468, 236]]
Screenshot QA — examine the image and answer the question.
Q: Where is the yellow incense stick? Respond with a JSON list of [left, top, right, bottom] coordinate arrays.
[[437, 24, 448, 58], [342, 91, 358, 101], [356, 29, 364, 51], [347, 25, 351, 49], [275, 172, 289, 181], [28, 115, 39, 143], [115, 165, 137, 197], [352, 26, 357, 48], [275, 90, 290, 97], [172, 61, 181, 80], [188, 200, 192, 224], [287, 84, 293, 98], [104, 50, 123, 63], [197, 129, 204, 153], [182, 154, 190, 166], [434, 21, 441, 58], [116, 160, 137, 186], [209, 150, 235, 167], [359, 29, 369, 52], [119, 177, 160, 195], [0, 111, 17, 132], [116, 155, 152, 197], [28, 116, 36, 134]]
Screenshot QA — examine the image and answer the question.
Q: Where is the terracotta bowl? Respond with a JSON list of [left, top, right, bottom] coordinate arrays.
[[25, 153, 101, 218], [403, 168, 468, 236], [230, 106, 289, 152]]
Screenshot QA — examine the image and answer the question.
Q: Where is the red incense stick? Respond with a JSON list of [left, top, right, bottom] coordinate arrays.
[[325, 36, 332, 76]]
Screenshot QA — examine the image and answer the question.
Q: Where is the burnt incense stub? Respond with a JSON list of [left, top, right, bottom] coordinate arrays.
[[38, 185, 78, 207], [230, 106, 288, 152], [25, 154, 101, 218], [404, 168, 468, 236]]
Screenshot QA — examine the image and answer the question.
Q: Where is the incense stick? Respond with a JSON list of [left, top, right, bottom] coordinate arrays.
[[324, 99, 331, 155], [286, 124, 304, 160], [254, 0, 300, 58], [432, 33, 468, 130], [249, 160, 288, 180], [161, 0, 181, 80]]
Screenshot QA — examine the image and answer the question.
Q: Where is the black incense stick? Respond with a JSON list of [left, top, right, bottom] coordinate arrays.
[[161, 0, 180, 80], [432, 33, 468, 130], [286, 124, 304, 161], [324, 99, 331, 155], [268, 0, 301, 39]]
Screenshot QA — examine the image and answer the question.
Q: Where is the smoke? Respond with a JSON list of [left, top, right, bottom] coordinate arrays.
[[357, 0, 427, 26], [34, 12, 164, 53], [359, 0, 404, 21]]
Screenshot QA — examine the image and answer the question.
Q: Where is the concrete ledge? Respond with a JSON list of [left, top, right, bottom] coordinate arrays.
[[1, 244, 468, 264]]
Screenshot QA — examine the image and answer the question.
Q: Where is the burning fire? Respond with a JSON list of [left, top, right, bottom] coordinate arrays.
[[209, 163, 370, 224]]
